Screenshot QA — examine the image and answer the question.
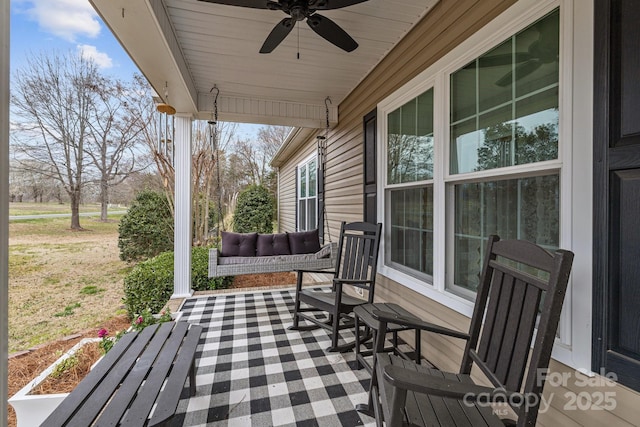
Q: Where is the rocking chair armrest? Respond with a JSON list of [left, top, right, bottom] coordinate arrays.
[[332, 278, 375, 287], [296, 268, 336, 274], [372, 310, 469, 340], [383, 365, 522, 404]]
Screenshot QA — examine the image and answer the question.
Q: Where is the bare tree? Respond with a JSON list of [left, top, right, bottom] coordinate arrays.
[[85, 76, 150, 220], [192, 121, 236, 244], [133, 81, 240, 244], [233, 125, 290, 187], [11, 50, 99, 229], [257, 125, 290, 161]]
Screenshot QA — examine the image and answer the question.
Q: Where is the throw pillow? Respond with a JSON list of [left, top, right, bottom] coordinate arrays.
[[257, 233, 291, 256], [287, 229, 321, 255], [220, 231, 258, 257]]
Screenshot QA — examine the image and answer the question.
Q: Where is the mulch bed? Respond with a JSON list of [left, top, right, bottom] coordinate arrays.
[[231, 272, 297, 288], [7, 315, 131, 427], [30, 341, 104, 395]]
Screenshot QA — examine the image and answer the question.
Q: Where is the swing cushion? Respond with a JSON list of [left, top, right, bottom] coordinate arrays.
[[287, 229, 321, 255], [257, 233, 291, 256], [220, 231, 258, 257]]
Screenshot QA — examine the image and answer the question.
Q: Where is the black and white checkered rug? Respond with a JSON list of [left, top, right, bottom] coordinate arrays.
[[172, 288, 375, 426]]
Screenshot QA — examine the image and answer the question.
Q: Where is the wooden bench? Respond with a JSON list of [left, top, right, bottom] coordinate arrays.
[[43, 321, 202, 427]]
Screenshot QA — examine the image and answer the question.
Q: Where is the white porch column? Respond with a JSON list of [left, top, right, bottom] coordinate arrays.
[[172, 114, 194, 298], [1, 0, 10, 419]]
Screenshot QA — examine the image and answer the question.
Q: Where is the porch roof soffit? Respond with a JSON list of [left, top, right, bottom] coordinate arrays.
[[90, 0, 439, 128]]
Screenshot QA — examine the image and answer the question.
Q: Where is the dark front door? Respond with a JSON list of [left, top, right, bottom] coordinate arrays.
[[594, 0, 640, 392]]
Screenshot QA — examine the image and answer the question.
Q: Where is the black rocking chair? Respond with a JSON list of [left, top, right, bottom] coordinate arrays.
[[358, 235, 574, 427], [290, 221, 382, 352]]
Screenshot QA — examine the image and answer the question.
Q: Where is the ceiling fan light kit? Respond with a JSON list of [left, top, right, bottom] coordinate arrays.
[[198, 0, 367, 53]]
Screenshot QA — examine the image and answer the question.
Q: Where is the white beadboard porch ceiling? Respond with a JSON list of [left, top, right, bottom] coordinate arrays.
[[90, 0, 438, 128]]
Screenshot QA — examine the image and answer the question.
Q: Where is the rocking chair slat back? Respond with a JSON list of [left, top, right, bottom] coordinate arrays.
[[336, 224, 379, 284], [365, 235, 573, 427], [461, 236, 574, 424]]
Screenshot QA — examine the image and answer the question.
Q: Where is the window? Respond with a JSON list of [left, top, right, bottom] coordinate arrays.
[[385, 89, 434, 279], [448, 9, 560, 295], [378, 0, 593, 372], [451, 175, 559, 293], [297, 156, 317, 231], [380, 8, 562, 298]]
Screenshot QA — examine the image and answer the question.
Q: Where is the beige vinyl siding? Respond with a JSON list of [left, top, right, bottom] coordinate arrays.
[[276, 0, 640, 424]]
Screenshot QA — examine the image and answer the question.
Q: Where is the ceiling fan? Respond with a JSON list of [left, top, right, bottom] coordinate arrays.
[[479, 16, 559, 87], [198, 0, 368, 53]]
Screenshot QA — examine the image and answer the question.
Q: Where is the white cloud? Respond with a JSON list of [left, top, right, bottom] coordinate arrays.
[[77, 44, 113, 69], [23, 0, 101, 42]]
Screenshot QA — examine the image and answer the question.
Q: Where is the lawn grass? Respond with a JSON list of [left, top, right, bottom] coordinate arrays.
[[9, 215, 125, 238], [9, 202, 127, 216], [8, 216, 131, 352]]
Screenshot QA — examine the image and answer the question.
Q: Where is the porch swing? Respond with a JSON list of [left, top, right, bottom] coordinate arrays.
[[208, 95, 337, 278]]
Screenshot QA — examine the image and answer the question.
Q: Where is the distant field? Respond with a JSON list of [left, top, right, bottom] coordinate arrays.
[[9, 202, 128, 216], [8, 214, 130, 352]]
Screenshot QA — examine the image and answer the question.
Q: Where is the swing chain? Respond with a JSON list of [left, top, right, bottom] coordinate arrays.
[[209, 86, 224, 240], [322, 96, 331, 243]]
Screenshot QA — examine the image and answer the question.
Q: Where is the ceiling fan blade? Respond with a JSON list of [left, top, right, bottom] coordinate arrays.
[[495, 59, 542, 86], [495, 70, 514, 87], [306, 14, 358, 52], [310, 0, 369, 10], [479, 52, 532, 68], [260, 18, 295, 53], [197, 0, 271, 9]]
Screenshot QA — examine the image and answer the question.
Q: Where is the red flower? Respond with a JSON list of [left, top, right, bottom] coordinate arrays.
[[98, 328, 109, 338], [136, 316, 143, 324]]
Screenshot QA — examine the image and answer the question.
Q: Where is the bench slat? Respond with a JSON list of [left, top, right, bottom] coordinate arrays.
[[66, 324, 160, 427], [42, 321, 201, 427], [149, 324, 202, 426], [42, 329, 141, 426], [120, 322, 192, 427], [93, 322, 175, 427]]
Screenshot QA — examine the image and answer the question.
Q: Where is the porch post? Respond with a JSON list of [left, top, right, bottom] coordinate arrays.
[[1, 0, 9, 420], [172, 113, 194, 299]]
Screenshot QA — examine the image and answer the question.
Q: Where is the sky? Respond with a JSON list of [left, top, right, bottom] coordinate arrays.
[[10, 0, 139, 81], [9, 0, 263, 140]]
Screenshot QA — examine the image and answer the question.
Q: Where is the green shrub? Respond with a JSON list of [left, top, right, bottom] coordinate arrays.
[[123, 251, 174, 317], [233, 185, 275, 233], [123, 247, 233, 317], [118, 190, 173, 262], [191, 246, 234, 291]]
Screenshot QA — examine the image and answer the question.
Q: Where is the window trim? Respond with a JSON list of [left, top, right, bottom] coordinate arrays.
[[383, 87, 436, 282], [297, 153, 318, 231], [376, 0, 593, 372]]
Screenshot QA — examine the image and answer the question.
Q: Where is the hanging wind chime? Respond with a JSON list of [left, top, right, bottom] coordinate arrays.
[[156, 82, 175, 167], [208, 86, 224, 240]]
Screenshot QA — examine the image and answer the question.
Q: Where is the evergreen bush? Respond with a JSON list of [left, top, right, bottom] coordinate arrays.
[[123, 247, 233, 317], [118, 190, 173, 262], [191, 246, 234, 291], [123, 251, 174, 317], [232, 185, 275, 233]]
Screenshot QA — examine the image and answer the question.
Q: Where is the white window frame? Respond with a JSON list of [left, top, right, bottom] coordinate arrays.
[[297, 154, 318, 231], [376, 0, 594, 372], [384, 87, 436, 282]]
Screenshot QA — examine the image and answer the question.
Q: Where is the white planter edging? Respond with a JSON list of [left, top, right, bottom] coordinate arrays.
[[8, 338, 100, 427]]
